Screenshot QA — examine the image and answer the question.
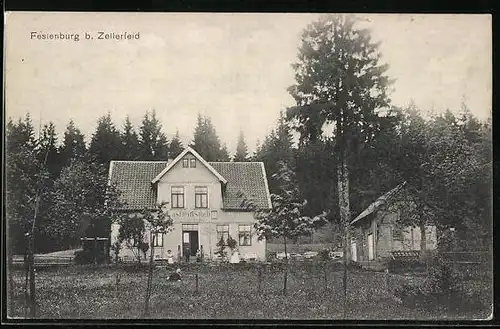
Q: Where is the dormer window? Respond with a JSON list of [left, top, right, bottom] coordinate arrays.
[[182, 159, 189, 168]]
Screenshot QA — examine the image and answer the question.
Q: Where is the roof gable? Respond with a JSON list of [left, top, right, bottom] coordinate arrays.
[[151, 147, 227, 184]]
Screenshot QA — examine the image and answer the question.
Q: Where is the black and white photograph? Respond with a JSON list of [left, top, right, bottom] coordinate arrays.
[[4, 12, 493, 321]]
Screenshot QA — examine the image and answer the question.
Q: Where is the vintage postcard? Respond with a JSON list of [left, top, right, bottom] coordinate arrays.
[[4, 12, 492, 321]]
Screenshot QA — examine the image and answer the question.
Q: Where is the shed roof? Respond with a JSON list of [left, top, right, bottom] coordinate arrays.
[[350, 182, 407, 225]]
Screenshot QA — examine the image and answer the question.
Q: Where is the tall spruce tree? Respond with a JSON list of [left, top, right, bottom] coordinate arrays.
[[287, 15, 392, 307], [233, 130, 249, 162], [89, 113, 122, 166], [139, 110, 170, 160], [59, 120, 87, 167], [120, 116, 141, 160], [37, 122, 61, 180], [169, 130, 184, 159]]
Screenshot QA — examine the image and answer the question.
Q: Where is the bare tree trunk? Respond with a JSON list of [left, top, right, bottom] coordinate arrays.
[[143, 232, 155, 317], [338, 149, 351, 319]]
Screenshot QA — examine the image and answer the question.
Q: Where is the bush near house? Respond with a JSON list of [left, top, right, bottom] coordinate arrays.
[[393, 255, 491, 313]]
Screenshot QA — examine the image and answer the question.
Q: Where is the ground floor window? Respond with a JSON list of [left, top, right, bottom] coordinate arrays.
[[216, 225, 229, 245], [152, 232, 163, 247], [239, 224, 252, 246]]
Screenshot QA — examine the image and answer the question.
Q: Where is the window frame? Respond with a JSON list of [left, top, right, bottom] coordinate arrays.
[[190, 159, 196, 168], [392, 225, 403, 240], [216, 225, 229, 246], [182, 224, 199, 231], [182, 159, 189, 168], [171, 186, 185, 208], [238, 224, 252, 246], [195, 186, 208, 208], [152, 232, 163, 247]]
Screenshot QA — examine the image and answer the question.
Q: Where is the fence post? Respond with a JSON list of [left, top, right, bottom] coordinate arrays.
[[323, 263, 328, 291], [258, 267, 262, 295], [195, 273, 199, 294], [385, 268, 389, 296], [283, 269, 287, 296]]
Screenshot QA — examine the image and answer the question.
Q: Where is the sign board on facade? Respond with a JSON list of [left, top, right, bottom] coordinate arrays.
[[169, 209, 217, 220]]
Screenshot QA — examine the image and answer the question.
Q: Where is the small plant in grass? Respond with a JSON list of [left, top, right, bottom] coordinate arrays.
[[318, 249, 330, 261]]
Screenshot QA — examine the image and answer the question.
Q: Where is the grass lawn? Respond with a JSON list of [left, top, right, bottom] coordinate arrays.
[[8, 262, 491, 320]]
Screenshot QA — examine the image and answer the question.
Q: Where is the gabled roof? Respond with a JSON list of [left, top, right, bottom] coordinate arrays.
[[108, 153, 272, 211], [209, 162, 272, 210], [350, 182, 407, 225], [109, 161, 168, 211], [151, 147, 227, 184]]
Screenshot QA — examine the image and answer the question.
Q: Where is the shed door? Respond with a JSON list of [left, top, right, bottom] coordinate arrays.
[[367, 234, 374, 260], [351, 242, 357, 262]]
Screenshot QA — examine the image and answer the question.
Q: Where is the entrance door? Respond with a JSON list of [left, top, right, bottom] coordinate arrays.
[[351, 242, 357, 262], [182, 230, 199, 260], [367, 234, 374, 260]]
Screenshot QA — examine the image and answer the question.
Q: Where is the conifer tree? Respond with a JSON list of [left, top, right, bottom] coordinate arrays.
[[190, 114, 228, 161], [139, 110, 170, 160], [233, 130, 249, 162], [89, 113, 122, 166], [59, 120, 87, 166], [120, 116, 141, 160], [168, 130, 184, 159]]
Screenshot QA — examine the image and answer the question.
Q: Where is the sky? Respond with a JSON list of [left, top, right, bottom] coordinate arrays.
[[5, 13, 492, 154]]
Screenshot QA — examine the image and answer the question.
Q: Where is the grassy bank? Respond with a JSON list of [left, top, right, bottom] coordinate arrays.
[[8, 263, 491, 320]]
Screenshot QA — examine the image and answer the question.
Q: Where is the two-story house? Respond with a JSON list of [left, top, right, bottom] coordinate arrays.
[[108, 147, 272, 262]]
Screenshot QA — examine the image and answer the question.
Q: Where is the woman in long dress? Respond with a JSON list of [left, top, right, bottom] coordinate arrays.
[[230, 249, 240, 264]]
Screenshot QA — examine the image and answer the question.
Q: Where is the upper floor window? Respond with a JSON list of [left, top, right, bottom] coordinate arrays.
[[171, 186, 185, 208], [182, 159, 189, 168], [190, 159, 196, 168], [195, 186, 208, 208], [239, 225, 252, 246]]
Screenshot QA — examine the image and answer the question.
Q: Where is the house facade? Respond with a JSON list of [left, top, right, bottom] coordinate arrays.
[[108, 147, 272, 262], [350, 182, 437, 262]]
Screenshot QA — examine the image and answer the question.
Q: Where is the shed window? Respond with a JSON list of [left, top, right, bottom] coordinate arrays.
[[392, 225, 403, 240]]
